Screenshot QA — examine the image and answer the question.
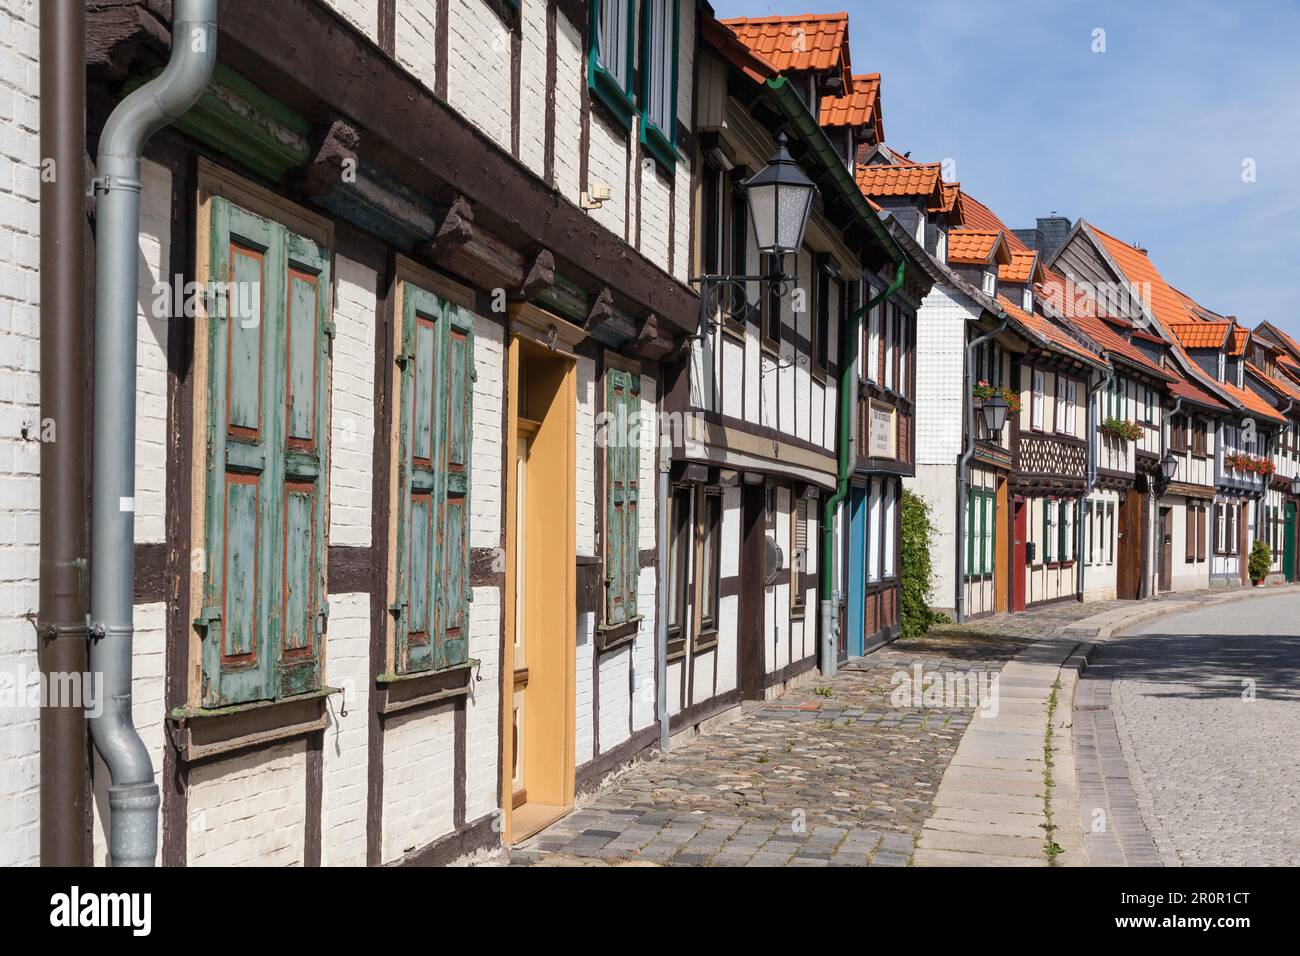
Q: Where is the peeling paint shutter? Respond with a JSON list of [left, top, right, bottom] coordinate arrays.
[[395, 284, 474, 674], [202, 198, 329, 706], [605, 367, 640, 625]]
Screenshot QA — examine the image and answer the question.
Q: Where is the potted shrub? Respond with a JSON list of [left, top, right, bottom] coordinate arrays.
[[972, 380, 1021, 414], [1248, 538, 1271, 586], [1101, 417, 1143, 442]]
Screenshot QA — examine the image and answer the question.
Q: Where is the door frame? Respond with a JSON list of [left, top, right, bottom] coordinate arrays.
[[500, 324, 579, 845], [1158, 505, 1173, 593], [738, 481, 766, 699], [1284, 500, 1296, 582], [1011, 496, 1027, 612]]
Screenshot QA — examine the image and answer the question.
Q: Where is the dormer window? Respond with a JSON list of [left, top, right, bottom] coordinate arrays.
[[916, 214, 925, 244], [1218, 352, 1226, 382], [982, 271, 996, 296], [936, 228, 947, 261], [1236, 360, 1244, 389], [1022, 287, 1033, 312]]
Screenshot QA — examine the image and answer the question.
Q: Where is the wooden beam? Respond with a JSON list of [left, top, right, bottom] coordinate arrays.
[[158, 0, 701, 334], [585, 287, 615, 333], [517, 248, 555, 300], [292, 118, 361, 199]]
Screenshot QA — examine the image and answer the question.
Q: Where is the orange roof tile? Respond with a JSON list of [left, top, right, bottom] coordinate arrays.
[[1086, 222, 1199, 333], [948, 229, 1009, 266], [1167, 321, 1231, 350], [1040, 272, 1173, 381], [956, 192, 1032, 254], [700, 15, 780, 83], [855, 162, 942, 201], [1228, 326, 1250, 357], [997, 293, 1104, 367], [1248, 363, 1300, 404], [1167, 370, 1228, 411], [929, 181, 961, 217], [1257, 322, 1300, 361], [720, 13, 850, 74], [1000, 250, 1041, 284], [1219, 379, 1285, 423], [819, 73, 881, 136]]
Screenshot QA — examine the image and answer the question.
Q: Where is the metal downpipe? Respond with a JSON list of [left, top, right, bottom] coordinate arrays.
[[955, 316, 1008, 624], [89, 0, 219, 867], [1077, 368, 1113, 601], [37, 0, 90, 866], [820, 260, 905, 674]]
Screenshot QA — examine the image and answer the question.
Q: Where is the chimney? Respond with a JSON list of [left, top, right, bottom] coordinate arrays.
[[1035, 213, 1071, 261]]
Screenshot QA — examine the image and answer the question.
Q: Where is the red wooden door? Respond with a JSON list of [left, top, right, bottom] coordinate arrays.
[[1012, 497, 1027, 612]]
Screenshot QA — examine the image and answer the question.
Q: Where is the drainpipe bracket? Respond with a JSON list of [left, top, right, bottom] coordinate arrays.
[[88, 175, 143, 198]]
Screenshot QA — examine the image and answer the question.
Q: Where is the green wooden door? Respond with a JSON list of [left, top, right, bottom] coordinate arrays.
[[394, 283, 474, 674], [200, 197, 330, 707], [1285, 502, 1296, 582]]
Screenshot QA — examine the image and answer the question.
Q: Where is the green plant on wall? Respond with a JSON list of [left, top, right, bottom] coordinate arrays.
[[901, 490, 950, 637], [1249, 538, 1272, 583]]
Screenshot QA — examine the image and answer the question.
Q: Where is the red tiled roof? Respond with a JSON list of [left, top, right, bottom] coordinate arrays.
[[1167, 370, 1228, 411], [997, 293, 1104, 367], [1167, 321, 1231, 350], [819, 73, 881, 137], [929, 182, 963, 224], [855, 162, 942, 201], [1248, 363, 1300, 403], [1086, 223, 1199, 332], [1228, 326, 1250, 357], [720, 13, 850, 74], [948, 229, 1009, 266], [1040, 271, 1173, 381], [1257, 322, 1300, 361], [956, 192, 1032, 254], [1000, 250, 1040, 284], [700, 15, 780, 84], [1219, 379, 1286, 423]]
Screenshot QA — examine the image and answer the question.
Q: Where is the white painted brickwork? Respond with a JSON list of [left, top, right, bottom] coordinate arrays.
[[639, 164, 670, 269], [187, 739, 308, 866], [632, 566, 656, 730], [517, 0, 548, 175], [381, 705, 455, 863], [447, 0, 512, 152], [574, 610, 595, 763], [135, 160, 170, 544], [0, 0, 41, 868], [91, 602, 167, 865], [914, 284, 973, 465], [586, 118, 627, 238], [320, 592, 370, 867], [552, 15, 584, 200], [465, 585, 500, 821], [396, 0, 439, 93], [597, 642, 631, 751], [471, 316, 503, 550], [329, 256, 376, 547], [323, 0, 378, 40]]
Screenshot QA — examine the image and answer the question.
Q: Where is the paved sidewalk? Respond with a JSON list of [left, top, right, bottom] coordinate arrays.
[[491, 632, 1031, 866]]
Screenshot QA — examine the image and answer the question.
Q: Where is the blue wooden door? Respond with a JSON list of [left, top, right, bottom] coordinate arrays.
[[847, 484, 867, 656]]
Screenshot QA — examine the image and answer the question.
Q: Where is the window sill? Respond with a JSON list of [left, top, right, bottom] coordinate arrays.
[[693, 629, 719, 654], [376, 659, 478, 716], [597, 615, 643, 652], [589, 67, 635, 131], [640, 116, 677, 173], [168, 687, 341, 763]]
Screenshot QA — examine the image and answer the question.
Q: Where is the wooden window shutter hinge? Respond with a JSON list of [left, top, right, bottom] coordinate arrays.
[[193, 606, 221, 635]]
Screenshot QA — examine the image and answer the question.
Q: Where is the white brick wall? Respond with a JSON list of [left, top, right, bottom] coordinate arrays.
[[914, 283, 974, 465], [396, 0, 439, 93], [381, 705, 455, 863], [517, 0, 548, 175], [471, 315, 503, 550], [323, 0, 379, 41], [187, 739, 308, 866], [320, 591, 369, 867], [639, 164, 671, 270], [135, 160, 171, 543], [553, 14, 583, 200], [574, 610, 594, 763], [596, 642, 630, 751], [586, 117, 627, 238], [0, 0, 46, 868], [447, 0, 512, 152], [464, 585, 500, 821], [329, 257, 376, 547]]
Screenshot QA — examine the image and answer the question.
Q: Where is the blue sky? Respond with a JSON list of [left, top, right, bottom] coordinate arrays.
[[711, 0, 1300, 338]]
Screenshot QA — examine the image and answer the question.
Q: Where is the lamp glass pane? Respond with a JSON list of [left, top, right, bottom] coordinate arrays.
[[747, 182, 777, 254]]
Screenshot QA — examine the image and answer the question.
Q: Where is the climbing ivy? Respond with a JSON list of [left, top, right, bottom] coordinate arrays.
[[901, 490, 950, 637]]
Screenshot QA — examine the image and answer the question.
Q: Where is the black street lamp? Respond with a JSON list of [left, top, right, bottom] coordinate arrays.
[[690, 131, 820, 335], [1291, 474, 1300, 497], [742, 132, 818, 264], [1160, 450, 1178, 484], [980, 394, 1009, 439]]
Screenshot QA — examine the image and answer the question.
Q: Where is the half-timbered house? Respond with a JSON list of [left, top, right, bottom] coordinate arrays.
[[23, 0, 710, 867]]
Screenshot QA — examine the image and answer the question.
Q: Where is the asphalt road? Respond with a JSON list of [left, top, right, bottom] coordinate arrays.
[[1094, 592, 1300, 866]]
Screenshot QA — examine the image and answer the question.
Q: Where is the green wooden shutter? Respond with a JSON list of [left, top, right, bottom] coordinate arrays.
[[605, 367, 640, 624], [201, 198, 329, 707], [394, 284, 474, 673]]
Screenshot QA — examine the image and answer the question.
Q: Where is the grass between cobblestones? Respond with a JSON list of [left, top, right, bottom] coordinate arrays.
[[1042, 676, 1063, 865]]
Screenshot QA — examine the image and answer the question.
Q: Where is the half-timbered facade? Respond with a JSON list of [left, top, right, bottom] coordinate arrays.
[[17, 0, 711, 868]]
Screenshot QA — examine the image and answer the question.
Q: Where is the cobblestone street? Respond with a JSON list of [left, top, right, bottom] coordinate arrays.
[[494, 631, 1032, 866], [1079, 591, 1300, 866]]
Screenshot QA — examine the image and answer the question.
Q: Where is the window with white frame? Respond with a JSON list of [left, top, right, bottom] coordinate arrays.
[[638, 0, 679, 167], [1022, 287, 1033, 312], [1043, 498, 1057, 563], [590, 0, 635, 126], [1031, 369, 1045, 430], [982, 271, 996, 296], [866, 297, 881, 384], [867, 478, 882, 582], [883, 307, 894, 391], [1061, 501, 1075, 562], [883, 482, 897, 578]]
